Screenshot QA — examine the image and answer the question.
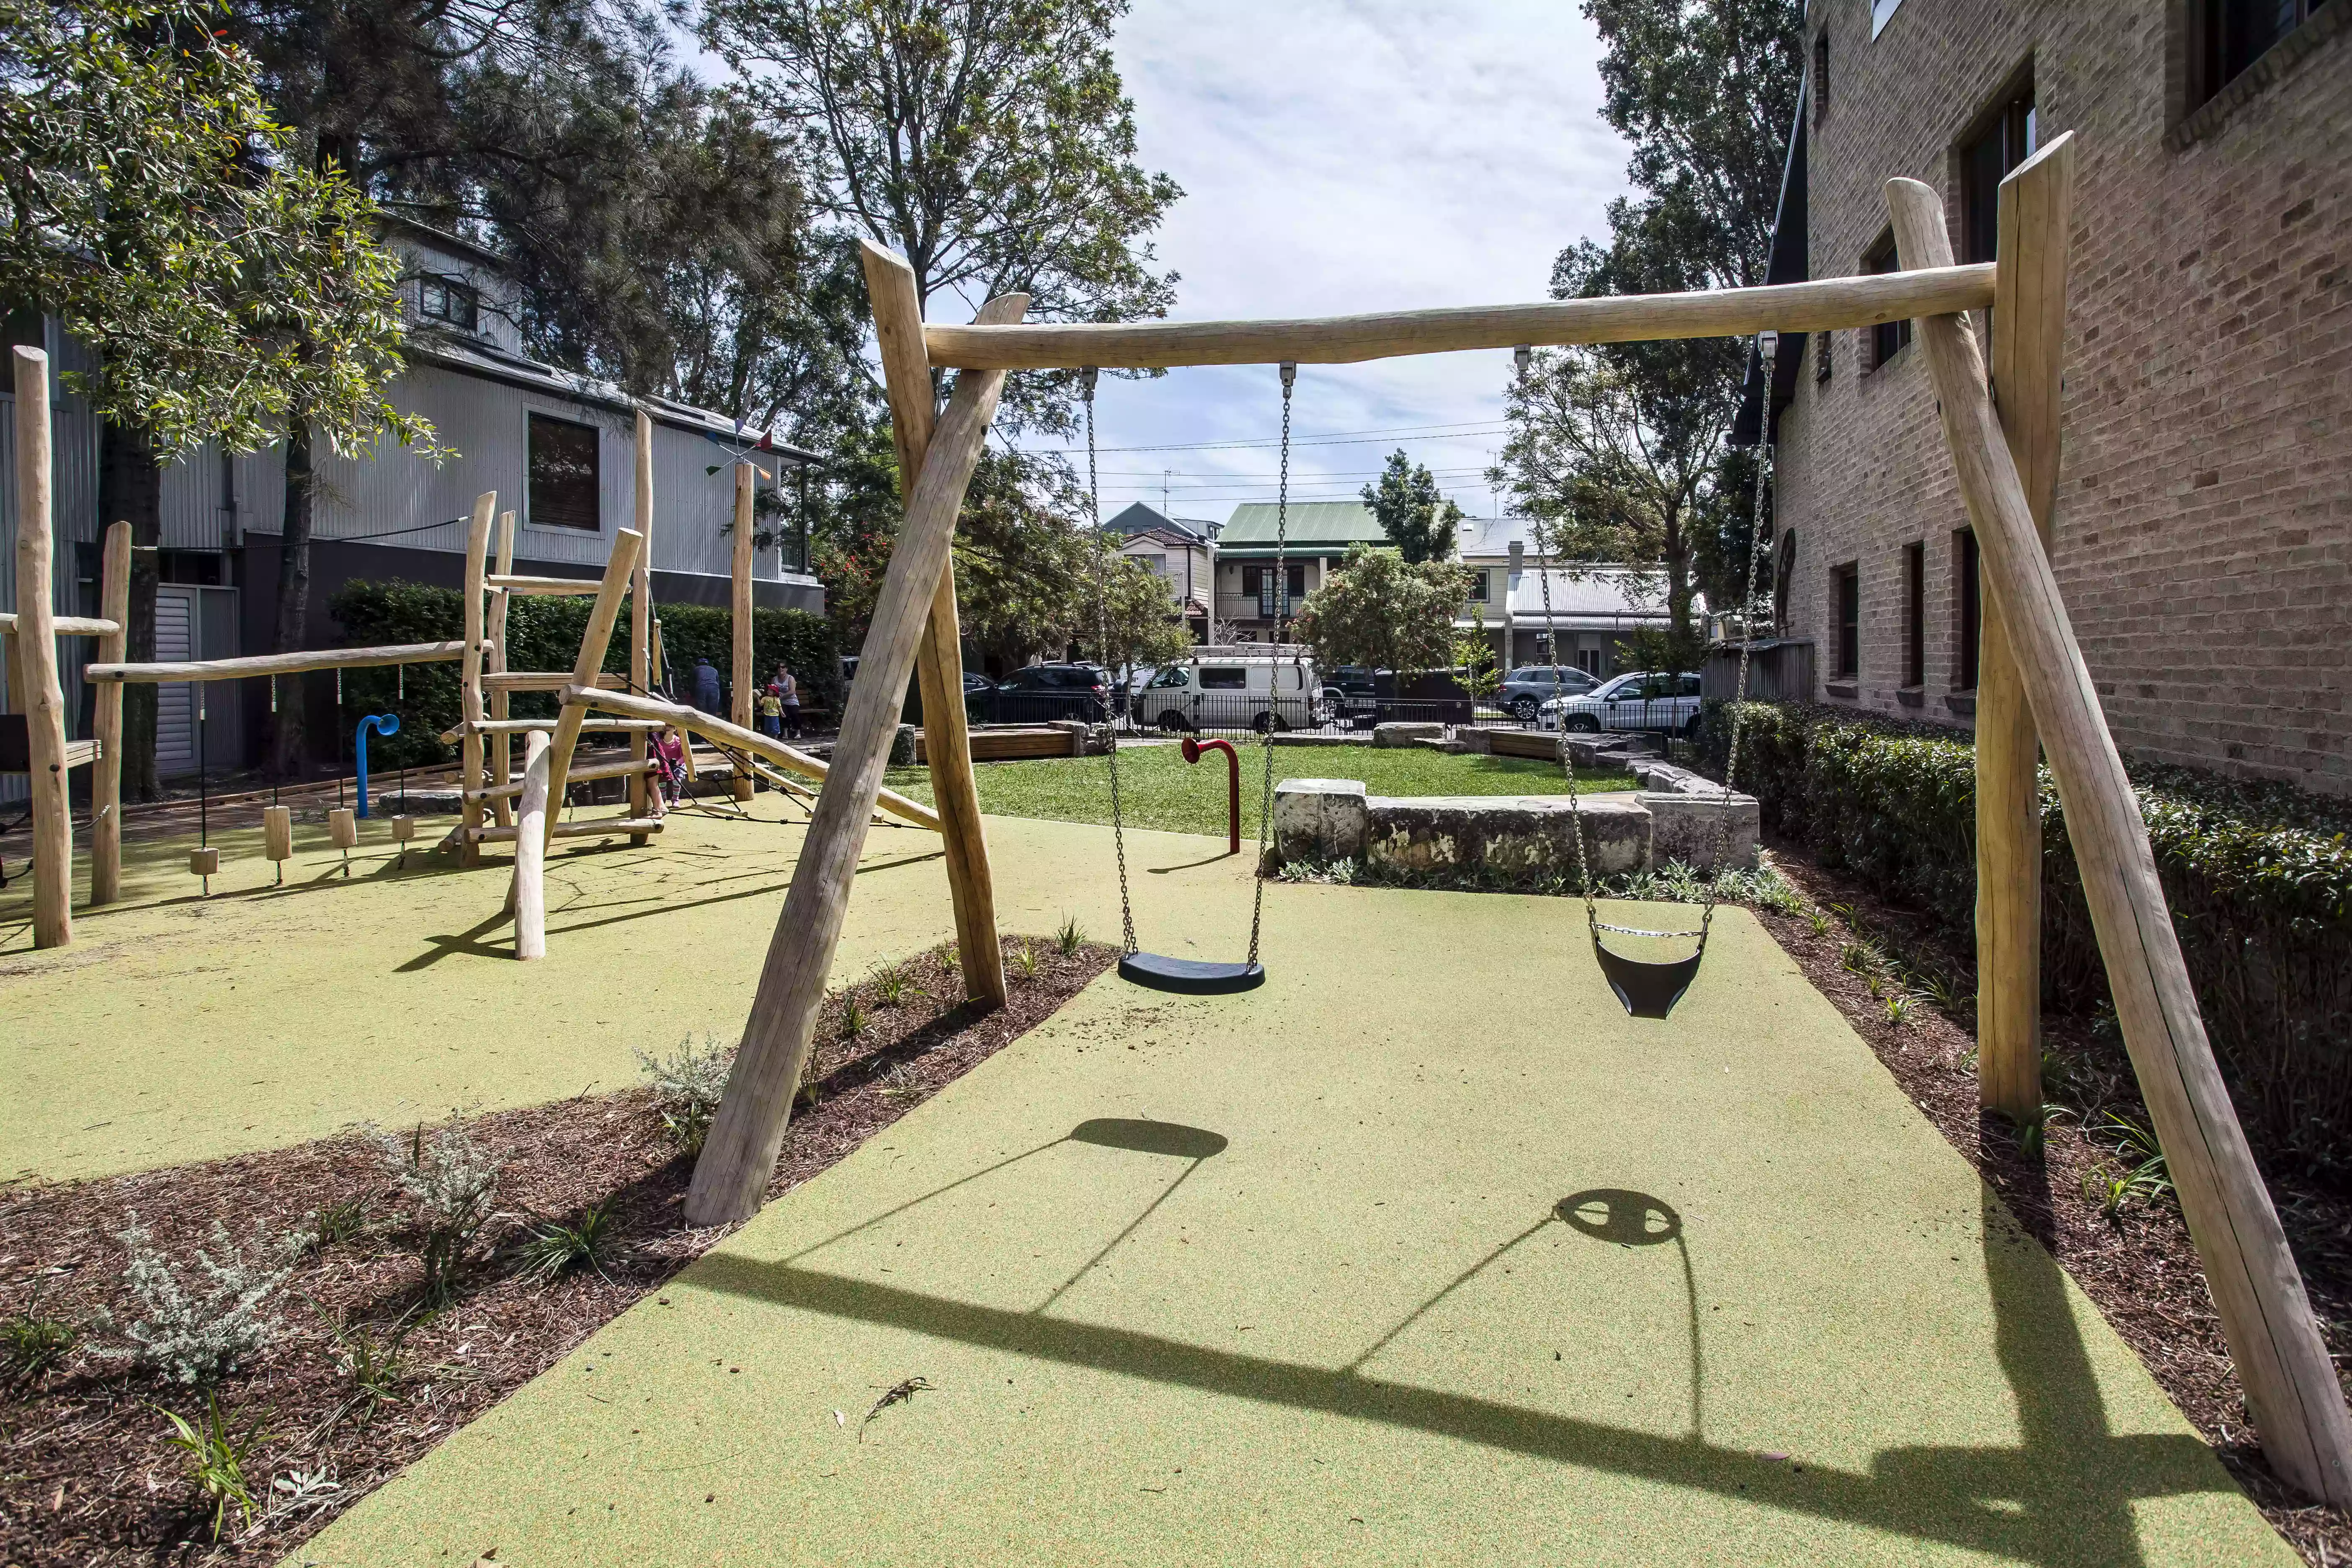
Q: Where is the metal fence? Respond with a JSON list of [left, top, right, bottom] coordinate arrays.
[[1100, 692, 1699, 741]]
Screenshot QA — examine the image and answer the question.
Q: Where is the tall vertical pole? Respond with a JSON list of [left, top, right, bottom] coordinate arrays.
[[629, 410, 653, 842], [91, 520, 131, 904], [456, 493, 494, 865], [11, 347, 70, 948], [488, 508, 517, 830], [1890, 150, 2352, 1507], [860, 239, 1008, 1007], [1975, 134, 2074, 1124], [731, 461, 756, 802]]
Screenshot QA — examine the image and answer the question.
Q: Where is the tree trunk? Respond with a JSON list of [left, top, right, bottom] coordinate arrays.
[[1661, 501, 1696, 650], [98, 420, 163, 800], [270, 415, 314, 778]]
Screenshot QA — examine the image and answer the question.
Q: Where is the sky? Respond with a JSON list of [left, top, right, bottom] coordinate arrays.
[[1016, 0, 1634, 525]]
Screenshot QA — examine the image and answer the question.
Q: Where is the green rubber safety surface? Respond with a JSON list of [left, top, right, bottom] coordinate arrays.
[[279, 869, 2283, 1565], [0, 805, 1265, 1183]]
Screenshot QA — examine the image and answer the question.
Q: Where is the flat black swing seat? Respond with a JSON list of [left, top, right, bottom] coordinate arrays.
[[1593, 935, 1704, 1020], [1119, 951, 1266, 995]]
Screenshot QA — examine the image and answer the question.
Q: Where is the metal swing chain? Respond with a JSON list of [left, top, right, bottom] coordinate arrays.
[[1517, 347, 1606, 943], [1696, 350, 1781, 943], [1083, 368, 1139, 955], [1247, 362, 1295, 968]]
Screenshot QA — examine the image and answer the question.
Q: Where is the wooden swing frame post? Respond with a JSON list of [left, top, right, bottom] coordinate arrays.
[[1888, 150, 2352, 1506], [456, 493, 496, 864], [1973, 137, 2074, 1125], [539, 527, 644, 850], [685, 286, 1028, 1227], [864, 240, 1010, 1009], [731, 461, 757, 802], [488, 509, 518, 830]]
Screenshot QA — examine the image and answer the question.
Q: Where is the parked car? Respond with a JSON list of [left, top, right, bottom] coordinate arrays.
[[1135, 656, 1320, 733], [1540, 670, 1703, 735], [962, 670, 995, 698], [1321, 665, 1384, 727], [1495, 663, 1600, 723], [972, 662, 1110, 724]]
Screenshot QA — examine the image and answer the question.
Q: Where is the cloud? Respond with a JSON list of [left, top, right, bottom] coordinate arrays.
[[1025, 0, 1631, 523]]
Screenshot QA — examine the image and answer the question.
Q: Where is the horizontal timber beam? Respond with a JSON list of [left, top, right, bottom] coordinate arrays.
[[0, 614, 118, 637], [85, 640, 464, 683], [561, 682, 942, 833], [923, 263, 1995, 370]]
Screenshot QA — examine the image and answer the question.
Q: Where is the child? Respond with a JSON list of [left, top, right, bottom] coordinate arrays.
[[758, 684, 784, 740], [649, 726, 689, 815]]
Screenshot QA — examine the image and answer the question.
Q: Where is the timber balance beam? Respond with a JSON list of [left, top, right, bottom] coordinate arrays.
[[558, 684, 942, 833]]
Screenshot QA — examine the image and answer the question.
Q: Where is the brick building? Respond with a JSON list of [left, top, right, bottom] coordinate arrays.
[[1736, 0, 2350, 795]]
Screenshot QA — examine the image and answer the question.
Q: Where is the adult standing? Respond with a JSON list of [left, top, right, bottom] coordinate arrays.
[[774, 662, 802, 740], [693, 655, 722, 716]]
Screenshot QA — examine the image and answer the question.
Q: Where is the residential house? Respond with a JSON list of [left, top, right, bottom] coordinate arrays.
[[1210, 501, 1389, 641], [1735, 0, 2350, 795], [1104, 501, 1215, 641], [1, 217, 823, 784], [1454, 516, 1673, 677]]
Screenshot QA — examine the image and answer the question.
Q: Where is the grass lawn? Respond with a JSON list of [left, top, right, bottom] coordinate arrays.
[[885, 741, 1636, 838]]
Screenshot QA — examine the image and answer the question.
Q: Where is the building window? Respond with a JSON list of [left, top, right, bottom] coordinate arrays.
[[2193, 0, 2333, 110], [1961, 85, 2037, 269], [1813, 32, 1830, 125], [1134, 552, 1167, 577], [1954, 528, 1981, 690], [418, 274, 480, 332], [1815, 328, 1832, 382], [1243, 561, 1306, 616], [1832, 561, 1860, 679], [1903, 542, 1926, 687], [1871, 0, 1906, 37], [527, 413, 601, 531], [1468, 569, 1491, 603], [1863, 230, 1911, 370]]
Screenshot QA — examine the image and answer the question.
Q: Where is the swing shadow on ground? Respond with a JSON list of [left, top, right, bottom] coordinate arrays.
[[688, 1126, 2223, 1568]]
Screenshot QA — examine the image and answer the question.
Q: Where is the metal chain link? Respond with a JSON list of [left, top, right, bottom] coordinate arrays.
[[1083, 368, 1139, 954], [1247, 362, 1296, 967], [1697, 360, 1779, 943]]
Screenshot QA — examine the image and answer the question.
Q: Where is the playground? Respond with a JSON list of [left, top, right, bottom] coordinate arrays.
[[2, 137, 2345, 1564], [0, 798, 2295, 1565]]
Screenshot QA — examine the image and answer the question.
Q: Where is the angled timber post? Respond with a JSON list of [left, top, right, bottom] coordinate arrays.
[[686, 290, 1030, 1228], [629, 410, 654, 843], [1889, 169, 2352, 1507], [489, 509, 518, 830], [456, 493, 495, 865], [12, 346, 70, 948], [1975, 134, 2075, 1124], [862, 238, 1009, 1008], [732, 461, 756, 802], [91, 520, 130, 905], [540, 528, 644, 849]]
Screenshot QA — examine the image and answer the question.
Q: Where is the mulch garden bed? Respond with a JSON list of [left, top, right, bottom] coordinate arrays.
[[1757, 839, 2352, 1568], [0, 934, 1114, 1566]]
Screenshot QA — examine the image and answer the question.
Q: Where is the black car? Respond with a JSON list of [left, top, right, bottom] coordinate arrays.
[[973, 663, 1109, 724]]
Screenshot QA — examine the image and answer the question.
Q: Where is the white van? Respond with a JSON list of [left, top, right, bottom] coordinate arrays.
[[1134, 656, 1320, 733]]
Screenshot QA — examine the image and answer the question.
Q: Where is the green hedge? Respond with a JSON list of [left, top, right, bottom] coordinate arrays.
[[327, 581, 841, 771], [1697, 701, 2352, 1182]]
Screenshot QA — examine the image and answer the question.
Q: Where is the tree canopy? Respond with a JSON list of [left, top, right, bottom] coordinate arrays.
[[1292, 544, 1473, 678], [1360, 450, 1461, 564], [1493, 0, 1799, 648], [0, 0, 427, 459]]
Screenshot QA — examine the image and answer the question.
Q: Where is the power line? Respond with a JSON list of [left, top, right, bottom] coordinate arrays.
[[1032, 419, 1510, 455]]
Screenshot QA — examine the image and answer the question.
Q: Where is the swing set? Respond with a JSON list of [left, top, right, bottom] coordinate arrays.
[[676, 136, 2352, 1508]]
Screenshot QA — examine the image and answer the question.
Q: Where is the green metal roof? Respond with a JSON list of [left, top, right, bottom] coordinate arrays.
[[1219, 500, 1390, 547]]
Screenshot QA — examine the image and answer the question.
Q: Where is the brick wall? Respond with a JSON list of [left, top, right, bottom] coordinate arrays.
[[1776, 0, 2350, 794]]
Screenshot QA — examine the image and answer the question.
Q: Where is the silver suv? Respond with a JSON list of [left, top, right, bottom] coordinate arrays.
[[1495, 664, 1599, 723]]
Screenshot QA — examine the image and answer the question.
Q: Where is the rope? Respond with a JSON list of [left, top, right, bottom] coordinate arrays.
[[1084, 368, 1138, 956], [1247, 363, 1296, 967]]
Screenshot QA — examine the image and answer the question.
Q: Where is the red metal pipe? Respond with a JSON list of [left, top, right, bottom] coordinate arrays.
[[1180, 735, 1241, 855]]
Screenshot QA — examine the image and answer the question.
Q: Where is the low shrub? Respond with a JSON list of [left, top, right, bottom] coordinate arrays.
[[1695, 700, 2352, 1181], [97, 1219, 293, 1387], [635, 1034, 732, 1155], [374, 1120, 502, 1302], [326, 581, 841, 771]]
